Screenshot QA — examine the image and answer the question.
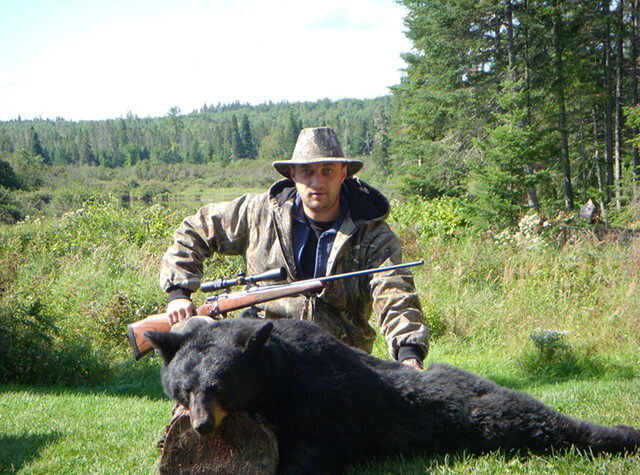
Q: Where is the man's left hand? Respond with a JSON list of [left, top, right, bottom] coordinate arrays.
[[401, 358, 423, 371]]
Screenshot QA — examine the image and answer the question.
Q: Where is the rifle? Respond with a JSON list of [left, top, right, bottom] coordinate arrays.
[[127, 260, 424, 360]]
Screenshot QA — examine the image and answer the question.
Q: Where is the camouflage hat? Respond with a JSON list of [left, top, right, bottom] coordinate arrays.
[[272, 127, 363, 179]]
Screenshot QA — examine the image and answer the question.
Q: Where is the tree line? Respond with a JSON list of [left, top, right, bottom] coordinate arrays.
[[0, 98, 391, 171]]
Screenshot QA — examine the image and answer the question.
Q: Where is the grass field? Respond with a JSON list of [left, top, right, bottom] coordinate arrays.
[[2, 173, 640, 473]]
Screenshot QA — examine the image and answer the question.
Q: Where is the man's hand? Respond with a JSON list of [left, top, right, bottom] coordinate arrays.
[[401, 358, 423, 371], [166, 298, 197, 326]]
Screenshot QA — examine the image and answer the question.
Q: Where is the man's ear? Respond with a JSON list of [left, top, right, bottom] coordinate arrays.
[[341, 163, 347, 183], [143, 331, 185, 365], [289, 165, 296, 182], [241, 322, 274, 356]]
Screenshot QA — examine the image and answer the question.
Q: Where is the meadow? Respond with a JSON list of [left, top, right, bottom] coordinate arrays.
[[1, 164, 639, 473]]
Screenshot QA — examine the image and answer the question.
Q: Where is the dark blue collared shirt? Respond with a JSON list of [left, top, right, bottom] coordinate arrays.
[[292, 189, 349, 279]]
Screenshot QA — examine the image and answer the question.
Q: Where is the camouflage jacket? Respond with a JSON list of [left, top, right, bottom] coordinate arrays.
[[159, 177, 429, 361]]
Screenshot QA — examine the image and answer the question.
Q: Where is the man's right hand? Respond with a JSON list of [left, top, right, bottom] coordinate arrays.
[[166, 298, 197, 326]]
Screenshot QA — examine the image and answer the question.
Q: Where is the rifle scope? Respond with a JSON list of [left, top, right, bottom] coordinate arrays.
[[200, 267, 287, 293]]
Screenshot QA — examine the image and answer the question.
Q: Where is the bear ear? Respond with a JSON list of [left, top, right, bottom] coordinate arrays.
[[144, 331, 185, 364], [241, 321, 274, 356]]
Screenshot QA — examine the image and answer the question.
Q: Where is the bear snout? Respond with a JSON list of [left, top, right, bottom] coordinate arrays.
[[188, 391, 228, 435], [191, 413, 215, 435]]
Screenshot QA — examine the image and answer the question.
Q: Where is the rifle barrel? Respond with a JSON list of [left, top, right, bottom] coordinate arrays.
[[318, 259, 424, 284]]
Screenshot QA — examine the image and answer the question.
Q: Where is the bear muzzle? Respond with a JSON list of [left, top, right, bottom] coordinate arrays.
[[188, 391, 228, 435]]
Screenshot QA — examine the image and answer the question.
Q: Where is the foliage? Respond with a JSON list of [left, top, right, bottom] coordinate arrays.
[[391, 0, 495, 199], [392, 0, 640, 227], [492, 213, 552, 250], [0, 295, 109, 385], [608, 197, 640, 230], [467, 80, 550, 229], [0, 188, 24, 224], [0, 159, 19, 189], [3, 150, 47, 190], [388, 196, 468, 240], [529, 328, 570, 359], [0, 197, 181, 383], [0, 97, 391, 169]]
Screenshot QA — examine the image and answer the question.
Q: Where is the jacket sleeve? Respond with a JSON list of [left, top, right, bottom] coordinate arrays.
[[158, 194, 255, 294], [366, 223, 430, 361]]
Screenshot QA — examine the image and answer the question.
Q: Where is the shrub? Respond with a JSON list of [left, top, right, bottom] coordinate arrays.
[[0, 159, 20, 189], [0, 296, 110, 385], [0, 196, 184, 383], [389, 197, 468, 240], [0, 188, 24, 224]]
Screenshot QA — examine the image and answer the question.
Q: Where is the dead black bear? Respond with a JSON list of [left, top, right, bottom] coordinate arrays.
[[145, 319, 640, 474]]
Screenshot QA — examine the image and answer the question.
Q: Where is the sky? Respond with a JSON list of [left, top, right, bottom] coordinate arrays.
[[0, 0, 412, 121]]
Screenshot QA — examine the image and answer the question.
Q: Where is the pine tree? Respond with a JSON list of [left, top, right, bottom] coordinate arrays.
[[283, 110, 302, 155], [372, 106, 391, 174], [230, 115, 244, 159], [468, 79, 547, 228], [78, 131, 96, 165], [391, 0, 498, 197], [240, 114, 256, 158], [0, 159, 19, 189], [27, 127, 48, 164]]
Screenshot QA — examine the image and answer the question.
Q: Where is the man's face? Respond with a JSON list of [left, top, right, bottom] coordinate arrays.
[[290, 162, 347, 222]]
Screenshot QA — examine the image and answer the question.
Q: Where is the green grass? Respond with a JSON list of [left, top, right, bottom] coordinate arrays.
[[0, 386, 167, 474], [2, 173, 640, 472]]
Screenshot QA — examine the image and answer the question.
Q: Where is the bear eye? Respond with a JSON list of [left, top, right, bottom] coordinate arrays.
[[209, 381, 226, 395], [177, 391, 189, 407]]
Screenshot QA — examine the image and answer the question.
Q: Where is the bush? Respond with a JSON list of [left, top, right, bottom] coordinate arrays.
[[5, 151, 46, 190], [0, 159, 20, 189], [0, 188, 24, 224], [0, 197, 184, 383], [389, 197, 468, 240], [0, 296, 110, 385]]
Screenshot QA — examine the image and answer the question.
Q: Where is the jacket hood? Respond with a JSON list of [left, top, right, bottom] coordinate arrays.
[[268, 177, 390, 225]]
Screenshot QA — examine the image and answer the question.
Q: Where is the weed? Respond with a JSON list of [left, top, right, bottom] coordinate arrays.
[[529, 328, 570, 359]]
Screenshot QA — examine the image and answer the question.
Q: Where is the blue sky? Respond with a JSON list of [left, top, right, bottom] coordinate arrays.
[[0, 0, 411, 121]]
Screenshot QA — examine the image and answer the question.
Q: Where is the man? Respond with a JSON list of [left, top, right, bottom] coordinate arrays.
[[159, 127, 428, 369]]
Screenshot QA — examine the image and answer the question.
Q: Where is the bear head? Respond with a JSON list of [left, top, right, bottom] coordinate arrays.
[[144, 319, 274, 434]]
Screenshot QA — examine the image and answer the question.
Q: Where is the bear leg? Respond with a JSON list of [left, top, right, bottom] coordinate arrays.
[[463, 385, 640, 455], [559, 419, 640, 454]]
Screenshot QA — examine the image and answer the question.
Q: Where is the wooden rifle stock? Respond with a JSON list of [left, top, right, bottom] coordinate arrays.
[[126, 303, 212, 361], [127, 279, 324, 360], [128, 259, 424, 360]]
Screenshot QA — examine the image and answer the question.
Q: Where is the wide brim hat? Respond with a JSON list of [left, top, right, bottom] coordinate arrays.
[[272, 127, 364, 179]]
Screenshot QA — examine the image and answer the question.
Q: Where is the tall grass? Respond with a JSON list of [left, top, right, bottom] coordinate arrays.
[[2, 191, 639, 383], [389, 202, 640, 357], [1, 188, 639, 472]]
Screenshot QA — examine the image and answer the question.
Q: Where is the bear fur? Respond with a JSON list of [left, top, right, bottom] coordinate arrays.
[[145, 318, 640, 474]]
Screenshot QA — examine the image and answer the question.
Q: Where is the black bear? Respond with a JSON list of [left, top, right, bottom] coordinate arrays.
[[145, 318, 640, 474]]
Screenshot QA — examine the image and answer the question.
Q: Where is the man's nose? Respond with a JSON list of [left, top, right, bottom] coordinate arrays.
[[310, 171, 322, 187]]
